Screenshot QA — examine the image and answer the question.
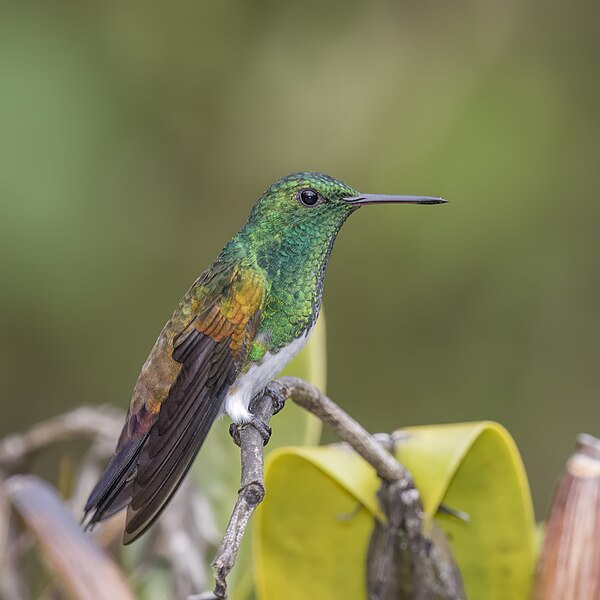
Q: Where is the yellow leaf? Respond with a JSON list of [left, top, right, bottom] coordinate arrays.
[[255, 422, 536, 600]]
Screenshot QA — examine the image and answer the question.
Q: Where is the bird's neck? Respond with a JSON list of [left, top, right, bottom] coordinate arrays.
[[234, 217, 347, 350]]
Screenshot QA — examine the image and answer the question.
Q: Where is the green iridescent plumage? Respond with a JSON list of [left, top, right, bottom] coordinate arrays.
[[237, 172, 358, 352], [83, 171, 445, 544]]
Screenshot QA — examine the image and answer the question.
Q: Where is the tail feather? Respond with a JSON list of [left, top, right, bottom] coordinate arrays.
[[83, 435, 146, 529], [82, 332, 236, 544]]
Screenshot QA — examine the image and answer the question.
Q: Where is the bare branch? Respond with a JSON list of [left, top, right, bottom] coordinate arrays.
[[1, 385, 464, 599], [278, 376, 465, 600], [202, 377, 464, 599], [157, 477, 220, 598], [277, 376, 406, 481], [0, 407, 123, 471], [195, 387, 278, 600]]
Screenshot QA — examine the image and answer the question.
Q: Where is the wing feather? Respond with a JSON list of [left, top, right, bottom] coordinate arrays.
[[83, 265, 264, 543]]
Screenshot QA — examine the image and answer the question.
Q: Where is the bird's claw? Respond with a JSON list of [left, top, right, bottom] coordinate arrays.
[[250, 416, 272, 445], [262, 381, 288, 415], [229, 423, 242, 447], [229, 382, 287, 447], [229, 417, 272, 447]]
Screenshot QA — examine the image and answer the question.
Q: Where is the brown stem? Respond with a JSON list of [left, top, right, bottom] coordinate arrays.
[[202, 377, 464, 600], [198, 387, 278, 600], [0, 407, 122, 471], [277, 376, 465, 600]]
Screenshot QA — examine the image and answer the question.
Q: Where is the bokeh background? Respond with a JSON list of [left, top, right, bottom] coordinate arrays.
[[1, 0, 598, 517]]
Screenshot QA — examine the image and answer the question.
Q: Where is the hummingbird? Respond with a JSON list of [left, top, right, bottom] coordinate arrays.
[[83, 172, 446, 544]]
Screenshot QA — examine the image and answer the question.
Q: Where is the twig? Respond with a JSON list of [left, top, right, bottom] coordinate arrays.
[[202, 377, 464, 599], [157, 477, 220, 598], [278, 376, 465, 600], [195, 387, 279, 600], [0, 407, 123, 471], [0, 406, 218, 599], [278, 377, 406, 481]]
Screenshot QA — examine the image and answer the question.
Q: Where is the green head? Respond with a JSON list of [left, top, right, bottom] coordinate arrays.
[[241, 171, 446, 271], [235, 172, 446, 348], [238, 170, 446, 282], [246, 171, 445, 239], [248, 172, 359, 226]]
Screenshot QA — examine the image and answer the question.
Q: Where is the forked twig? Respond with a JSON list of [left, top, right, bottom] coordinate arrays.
[[191, 386, 279, 600], [278, 377, 464, 600], [202, 377, 464, 599]]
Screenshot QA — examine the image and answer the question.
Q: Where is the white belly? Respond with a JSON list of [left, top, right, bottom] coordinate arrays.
[[223, 328, 313, 423]]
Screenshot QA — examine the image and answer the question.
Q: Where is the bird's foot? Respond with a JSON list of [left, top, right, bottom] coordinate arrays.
[[229, 416, 272, 447], [260, 380, 288, 415], [228, 382, 288, 447]]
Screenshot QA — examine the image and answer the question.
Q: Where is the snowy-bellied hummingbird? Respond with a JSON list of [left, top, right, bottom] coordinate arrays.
[[84, 172, 446, 543]]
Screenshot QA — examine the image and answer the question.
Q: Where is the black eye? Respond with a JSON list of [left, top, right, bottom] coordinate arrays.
[[300, 189, 320, 206]]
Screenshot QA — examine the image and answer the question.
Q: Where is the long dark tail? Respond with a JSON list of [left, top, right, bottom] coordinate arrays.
[[83, 331, 235, 544], [82, 433, 146, 530], [82, 396, 222, 544]]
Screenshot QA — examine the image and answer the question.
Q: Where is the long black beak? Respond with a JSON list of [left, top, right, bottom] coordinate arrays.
[[343, 194, 447, 206]]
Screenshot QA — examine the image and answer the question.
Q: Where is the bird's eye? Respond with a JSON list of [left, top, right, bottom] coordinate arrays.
[[299, 189, 320, 206]]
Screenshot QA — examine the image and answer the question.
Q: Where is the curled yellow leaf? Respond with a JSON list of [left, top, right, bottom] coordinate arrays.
[[255, 421, 536, 600]]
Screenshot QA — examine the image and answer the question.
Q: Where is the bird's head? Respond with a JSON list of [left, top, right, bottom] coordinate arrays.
[[247, 171, 445, 231], [241, 172, 446, 272]]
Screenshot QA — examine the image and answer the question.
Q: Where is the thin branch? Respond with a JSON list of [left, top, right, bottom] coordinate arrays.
[[202, 377, 464, 599], [277, 377, 406, 481], [194, 388, 278, 600], [157, 477, 220, 598], [0, 407, 123, 471], [2, 385, 464, 599], [277, 376, 465, 600], [0, 406, 218, 600]]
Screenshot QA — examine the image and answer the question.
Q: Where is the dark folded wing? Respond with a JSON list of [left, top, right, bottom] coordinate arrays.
[[82, 330, 232, 539], [123, 329, 236, 543], [83, 265, 265, 544]]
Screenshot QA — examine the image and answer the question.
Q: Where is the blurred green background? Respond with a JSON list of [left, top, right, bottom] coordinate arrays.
[[1, 0, 598, 517]]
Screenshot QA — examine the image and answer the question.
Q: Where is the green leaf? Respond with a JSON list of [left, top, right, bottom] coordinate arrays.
[[255, 421, 536, 600]]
